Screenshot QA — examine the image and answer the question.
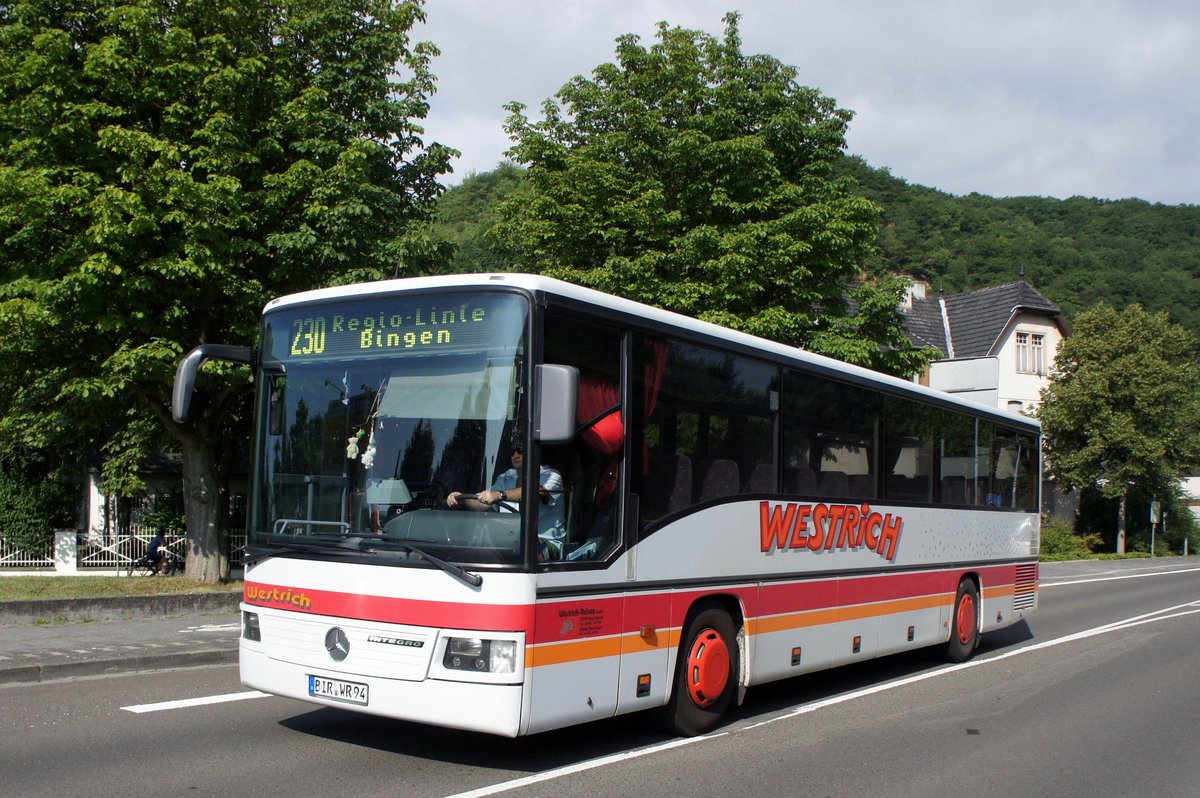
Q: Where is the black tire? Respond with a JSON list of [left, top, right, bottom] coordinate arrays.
[[127, 558, 155, 577], [661, 603, 739, 736], [942, 578, 980, 663]]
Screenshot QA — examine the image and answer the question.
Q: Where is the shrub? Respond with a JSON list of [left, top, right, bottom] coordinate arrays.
[[1040, 516, 1103, 561], [0, 464, 76, 552]]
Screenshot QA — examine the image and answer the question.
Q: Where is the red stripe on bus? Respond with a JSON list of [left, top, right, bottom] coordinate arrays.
[[243, 581, 534, 631], [247, 563, 1030, 647]]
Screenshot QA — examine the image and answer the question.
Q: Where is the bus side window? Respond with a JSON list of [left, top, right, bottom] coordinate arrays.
[[1015, 432, 1040, 512], [938, 411, 976, 506], [636, 336, 778, 523], [988, 428, 1039, 512], [883, 397, 934, 503], [542, 313, 623, 562], [783, 371, 878, 501]]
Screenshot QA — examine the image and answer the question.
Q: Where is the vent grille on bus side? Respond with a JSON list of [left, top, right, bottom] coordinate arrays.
[[1013, 563, 1038, 611]]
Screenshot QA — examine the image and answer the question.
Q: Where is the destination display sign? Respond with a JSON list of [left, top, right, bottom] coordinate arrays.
[[263, 294, 525, 363]]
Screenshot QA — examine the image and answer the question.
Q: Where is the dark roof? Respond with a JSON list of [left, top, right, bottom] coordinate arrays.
[[905, 296, 950, 356], [905, 280, 1065, 359]]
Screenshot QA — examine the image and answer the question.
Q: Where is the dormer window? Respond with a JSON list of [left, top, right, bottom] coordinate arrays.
[[1015, 331, 1045, 375]]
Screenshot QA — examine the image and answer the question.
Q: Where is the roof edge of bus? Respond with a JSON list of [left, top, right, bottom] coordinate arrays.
[[263, 273, 1041, 431]]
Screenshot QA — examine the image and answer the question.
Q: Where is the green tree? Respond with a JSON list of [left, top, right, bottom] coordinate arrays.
[[494, 14, 927, 376], [0, 0, 453, 580], [1040, 303, 1200, 553]]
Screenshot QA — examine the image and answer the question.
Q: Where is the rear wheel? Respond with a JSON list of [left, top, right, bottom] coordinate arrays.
[[662, 603, 739, 736], [942, 579, 980, 662], [127, 558, 155, 577]]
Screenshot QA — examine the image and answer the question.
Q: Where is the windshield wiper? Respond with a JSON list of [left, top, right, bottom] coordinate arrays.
[[248, 536, 483, 588], [245, 541, 348, 566], [355, 538, 483, 587]]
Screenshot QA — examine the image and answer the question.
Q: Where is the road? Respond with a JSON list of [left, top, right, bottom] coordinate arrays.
[[2, 558, 1198, 798]]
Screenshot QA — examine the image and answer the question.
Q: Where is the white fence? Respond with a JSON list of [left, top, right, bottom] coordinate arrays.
[[0, 528, 247, 573], [1, 490, 248, 573], [0, 534, 54, 568]]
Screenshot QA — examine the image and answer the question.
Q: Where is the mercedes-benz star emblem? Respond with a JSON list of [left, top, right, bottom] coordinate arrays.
[[324, 627, 350, 662]]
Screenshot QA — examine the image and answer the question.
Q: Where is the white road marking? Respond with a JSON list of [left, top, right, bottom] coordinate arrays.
[[445, 598, 1200, 798], [179, 623, 241, 633], [118, 566, 1200, 796], [443, 735, 722, 798], [122, 691, 269, 714], [1041, 564, 1200, 588], [742, 598, 1200, 731]]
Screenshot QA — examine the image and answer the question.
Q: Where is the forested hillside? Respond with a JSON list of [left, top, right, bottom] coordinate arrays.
[[426, 162, 525, 274], [427, 157, 1200, 337]]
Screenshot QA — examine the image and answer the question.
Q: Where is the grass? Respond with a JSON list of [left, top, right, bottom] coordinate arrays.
[[0, 575, 243, 602]]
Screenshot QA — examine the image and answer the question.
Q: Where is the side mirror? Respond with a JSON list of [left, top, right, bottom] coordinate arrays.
[[172, 344, 255, 422], [533, 364, 578, 445]]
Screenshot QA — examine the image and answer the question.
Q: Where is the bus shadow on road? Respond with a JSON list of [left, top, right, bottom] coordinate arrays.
[[729, 619, 1036, 724], [278, 620, 1036, 767], [278, 703, 676, 772]]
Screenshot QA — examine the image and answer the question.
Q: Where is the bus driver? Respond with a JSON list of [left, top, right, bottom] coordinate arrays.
[[446, 444, 566, 560]]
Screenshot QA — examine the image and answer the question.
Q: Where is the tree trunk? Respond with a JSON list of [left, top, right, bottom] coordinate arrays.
[[180, 436, 229, 582]]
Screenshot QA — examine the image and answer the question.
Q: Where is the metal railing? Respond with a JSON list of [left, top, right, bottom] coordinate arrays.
[[0, 535, 54, 568], [1, 489, 247, 572], [0, 528, 247, 572], [77, 527, 189, 570]]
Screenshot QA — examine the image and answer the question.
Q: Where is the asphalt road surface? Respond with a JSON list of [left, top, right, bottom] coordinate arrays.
[[2, 558, 1198, 798]]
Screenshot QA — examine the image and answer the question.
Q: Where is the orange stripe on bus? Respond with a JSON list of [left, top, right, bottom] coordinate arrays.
[[529, 591, 975, 667], [526, 636, 623, 667], [527, 628, 683, 668], [984, 584, 1019, 599], [748, 592, 952, 635]]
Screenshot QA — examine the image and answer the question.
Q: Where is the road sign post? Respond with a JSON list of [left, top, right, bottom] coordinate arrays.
[[1150, 500, 1161, 557]]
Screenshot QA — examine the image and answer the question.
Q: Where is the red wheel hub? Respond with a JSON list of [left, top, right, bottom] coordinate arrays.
[[686, 628, 730, 708], [956, 592, 976, 644]]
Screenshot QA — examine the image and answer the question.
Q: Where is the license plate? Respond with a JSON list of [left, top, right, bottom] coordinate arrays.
[[308, 675, 369, 706]]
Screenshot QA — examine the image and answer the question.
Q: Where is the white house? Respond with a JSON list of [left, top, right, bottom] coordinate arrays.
[[902, 276, 1077, 519], [903, 277, 1070, 414]]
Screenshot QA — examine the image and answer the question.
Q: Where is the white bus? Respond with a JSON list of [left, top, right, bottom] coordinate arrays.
[[173, 273, 1039, 737]]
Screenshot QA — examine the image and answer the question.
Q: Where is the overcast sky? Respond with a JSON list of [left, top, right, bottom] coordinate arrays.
[[415, 0, 1200, 206]]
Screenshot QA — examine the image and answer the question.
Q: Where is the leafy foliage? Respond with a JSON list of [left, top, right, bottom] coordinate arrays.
[[1073, 481, 1199, 555], [1040, 303, 1200, 506], [492, 14, 928, 377], [1038, 515, 1103, 561], [432, 156, 1200, 354], [0, 456, 76, 552], [0, 0, 452, 579], [424, 161, 525, 274], [840, 157, 1200, 339]]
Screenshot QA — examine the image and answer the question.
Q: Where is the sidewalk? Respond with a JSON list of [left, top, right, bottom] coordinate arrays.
[[0, 593, 242, 685]]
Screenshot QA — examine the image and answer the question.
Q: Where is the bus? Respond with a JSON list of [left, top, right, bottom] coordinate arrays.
[[172, 273, 1040, 737]]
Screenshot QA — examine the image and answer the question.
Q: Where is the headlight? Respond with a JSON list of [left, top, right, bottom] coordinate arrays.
[[443, 637, 516, 674], [448, 637, 483, 658], [242, 611, 261, 642]]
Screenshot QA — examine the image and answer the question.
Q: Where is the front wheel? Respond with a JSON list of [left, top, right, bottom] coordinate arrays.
[[661, 604, 739, 736], [941, 579, 980, 662]]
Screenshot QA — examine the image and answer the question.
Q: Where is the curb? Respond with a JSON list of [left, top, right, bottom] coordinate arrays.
[[0, 648, 237, 686], [0, 592, 241, 625]]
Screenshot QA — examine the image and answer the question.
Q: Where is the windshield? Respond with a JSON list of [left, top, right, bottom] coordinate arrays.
[[247, 291, 530, 567]]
